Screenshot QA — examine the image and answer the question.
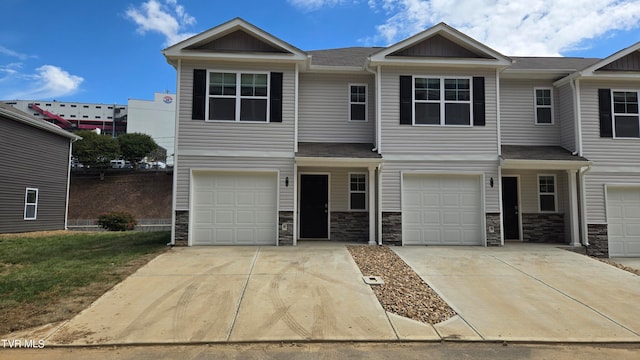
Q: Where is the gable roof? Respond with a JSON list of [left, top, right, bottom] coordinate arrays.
[[0, 104, 81, 141], [163, 18, 307, 66], [369, 22, 511, 68], [307, 47, 381, 68]]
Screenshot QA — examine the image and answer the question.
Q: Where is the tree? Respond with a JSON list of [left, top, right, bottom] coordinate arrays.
[[117, 133, 157, 166], [72, 130, 120, 169]]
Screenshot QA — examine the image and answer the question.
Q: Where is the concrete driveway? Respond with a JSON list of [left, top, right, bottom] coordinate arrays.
[[393, 244, 640, 342]]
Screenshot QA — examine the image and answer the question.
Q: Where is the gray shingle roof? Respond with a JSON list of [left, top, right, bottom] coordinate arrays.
[[308, 47, 382, 67], [297, 142, 382, 158], [0, 103, 80, 140], [501, 145, 589, 161], [505, 57, 600, 71]]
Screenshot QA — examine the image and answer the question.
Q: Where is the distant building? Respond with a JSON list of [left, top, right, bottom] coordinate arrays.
[[1, 99, 127, 136], [127, 92, 176, 165]]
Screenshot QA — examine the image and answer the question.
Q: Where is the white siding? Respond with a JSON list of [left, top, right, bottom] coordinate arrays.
[[557, 83, 576, 151], [380, 160, 499, 212], [585, 172, 640, 223], [380, 67, 499, 155], [500, 79, 561, 146], [177, 61, 296, 153], [175, 155, 294, 211], [298, 73, 375, 143], [580, 80, 640, 166], [501, 169, 567, 214]]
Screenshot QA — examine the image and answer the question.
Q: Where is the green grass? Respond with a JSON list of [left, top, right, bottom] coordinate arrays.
[[0, 231, 169, 333]]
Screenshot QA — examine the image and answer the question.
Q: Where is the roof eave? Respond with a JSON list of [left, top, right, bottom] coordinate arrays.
[[369, 57, 512, 68], [0, 107, 81, 141]]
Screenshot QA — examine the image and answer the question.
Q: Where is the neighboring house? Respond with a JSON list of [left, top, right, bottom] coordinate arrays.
[[0, 104, 81, 233], [163, 18, 640, 257]]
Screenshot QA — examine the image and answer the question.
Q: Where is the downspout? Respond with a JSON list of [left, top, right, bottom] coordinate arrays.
[[64, 138, 78, 230], [364, 63, 381, 153], [579, 164, 592, 247], [570, 79, 584, 156], [377, 163, 383, 245], [496, 68, 502, 157], [294, 62, 300, 153], [169, 58, 182, 246]]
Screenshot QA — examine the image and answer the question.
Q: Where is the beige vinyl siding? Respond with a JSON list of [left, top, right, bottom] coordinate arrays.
[[557, 83, 576, 151], [584, 172, 640, 223], [580, 80, 640, 166], [177, 61, 295, 153], [380, 67, 498, 155], [500, 79, 561, 146], [175, 156, 294, 211], [298, 73, 375, 143], [380, 160, 500, 212], [297, 167, 369, 211], [501, 169, 567, 214]]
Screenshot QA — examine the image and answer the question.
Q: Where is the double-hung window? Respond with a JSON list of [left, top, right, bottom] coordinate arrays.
[[538, 175, 556, 213], [349, 173, 367, 211], [535, 88, 553, 124], [414, 77, 471, 125], [612, 90, 639, 137], [349, 84, 367, 121], [208, 72, 269, 122], [24, 188, 38, 220]]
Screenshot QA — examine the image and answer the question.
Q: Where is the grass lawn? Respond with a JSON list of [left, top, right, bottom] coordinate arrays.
[[0, 231, 170, 335]]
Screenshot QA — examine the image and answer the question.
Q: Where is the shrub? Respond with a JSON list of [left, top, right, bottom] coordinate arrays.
[[97, 212, 137, 231]]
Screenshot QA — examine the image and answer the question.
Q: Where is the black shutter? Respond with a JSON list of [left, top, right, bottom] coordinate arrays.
[[270, 72, 283, 122], [192, 69, 206, 120], [400, 76, 412, 125], [598, 88, 613, 138], [473, 77, 485, 126]]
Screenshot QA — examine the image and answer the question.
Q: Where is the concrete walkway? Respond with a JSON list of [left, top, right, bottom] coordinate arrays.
[[393, 244, 640, 342], [15, 243, 640, 345]]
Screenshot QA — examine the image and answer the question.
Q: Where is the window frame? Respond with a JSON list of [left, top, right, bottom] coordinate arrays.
[[537, 174, 557, 213], [348, 172, 368, 211], [534, 87, 554, 125], [24, 188, 38, 220], [611, 89, 640, 138], [205, 70, 271, 123], [412, 75, 473, 127], [348, 83, 368, 122]]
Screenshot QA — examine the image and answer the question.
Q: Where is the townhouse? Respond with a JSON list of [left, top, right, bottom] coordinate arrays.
[[162, 18, 640, 257]]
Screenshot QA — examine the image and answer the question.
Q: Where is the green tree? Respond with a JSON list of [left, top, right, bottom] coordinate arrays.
[[117, 133, 158, 166], [72, 130, 120, 169]]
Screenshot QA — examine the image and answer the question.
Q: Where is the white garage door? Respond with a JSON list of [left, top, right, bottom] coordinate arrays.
[[607, 187, 640, 257], [191, 172, 277, 245], [403, 174, 482, 245]]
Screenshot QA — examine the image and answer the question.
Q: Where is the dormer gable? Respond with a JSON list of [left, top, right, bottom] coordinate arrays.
[[556, 41, 640, 84], [369, 22, 511, 68], [186, 29, 288, 53]]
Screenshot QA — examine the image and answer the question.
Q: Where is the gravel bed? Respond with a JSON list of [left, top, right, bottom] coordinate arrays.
[[347, 245, 456, 325], [597, 259, 640, 276]]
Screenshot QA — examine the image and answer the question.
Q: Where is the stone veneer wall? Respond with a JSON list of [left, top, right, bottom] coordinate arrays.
[[174, 210, 189, 246], [587, 224, 608, 258], [382, 212, 402, 246], [522, 213, 565, 243], [485, 213, 501, 246], [278, 211, 294, 246], [330, 212, 369, 242]]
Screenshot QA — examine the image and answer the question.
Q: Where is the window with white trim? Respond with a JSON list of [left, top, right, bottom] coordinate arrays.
[[24, 188, 38, 220], [414, 77, 471, 125], [535, 88, 553, 124], [349, 173, 367, 211], [538, 175, 556, 213], [349, 84, 367, 121], [612, 90, 639, 137], [207, 71, 269, 122]]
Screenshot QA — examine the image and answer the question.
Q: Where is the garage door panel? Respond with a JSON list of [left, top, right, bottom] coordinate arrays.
[[192, 172, 277, 245], [403, 174, 482, 245], [607, 187, 640, 257]]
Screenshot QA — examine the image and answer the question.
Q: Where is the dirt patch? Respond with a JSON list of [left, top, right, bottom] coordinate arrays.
[[348, 245, 456, 325]]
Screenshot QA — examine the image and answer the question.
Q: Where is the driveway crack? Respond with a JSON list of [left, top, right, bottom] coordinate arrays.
[[226, 247, 260, 341]]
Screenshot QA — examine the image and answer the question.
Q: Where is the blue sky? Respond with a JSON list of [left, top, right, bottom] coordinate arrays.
[[1, 0, 640, 104]]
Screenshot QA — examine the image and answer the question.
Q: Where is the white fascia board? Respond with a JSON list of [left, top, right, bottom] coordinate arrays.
[[164, 51, 307, 64], [305, 65, 367, 73], [579, 41, 640, 76], [294, 157, 382, 168], [383, 154, 497, 162], [499, 158, 592, 170], [368, 57, 511, 68]]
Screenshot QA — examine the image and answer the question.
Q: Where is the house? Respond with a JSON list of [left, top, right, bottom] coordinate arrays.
[[0, 104, 81, 233], [163, 18, 640, 257]]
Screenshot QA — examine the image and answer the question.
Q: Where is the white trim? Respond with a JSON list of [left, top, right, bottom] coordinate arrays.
[[534, 87, 554, 125], [171, 58, 182, 245], [24, 187, 38, 220], [295, 156, 382, 167], [376, 65, 382, 154], [384, 154, 497, 161], [496, 69, 502, 156], [293, 163, 298, 246], [412, 75, 473, 127], [65, 140, 73, 230], [180, 149, 294, 158], [501, 175, 522, 241], [566, 169, 581, 246], [294, 63, 299, 153], [611, 89, 640, 139], [348, 172, 368, 211], [497, 166, 505, 245], [348, 83, 368, 122], [297, 172, 331, 240], [377, 163, 383, 245], [499, 158, 591, 170], [204, 70, 271, 123], [574, 79, 584, 157], [537, 174, 558, 213]]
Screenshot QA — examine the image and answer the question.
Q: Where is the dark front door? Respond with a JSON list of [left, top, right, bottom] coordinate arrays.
[[300, 174, 329, 238], [502, 177, 520, 240]]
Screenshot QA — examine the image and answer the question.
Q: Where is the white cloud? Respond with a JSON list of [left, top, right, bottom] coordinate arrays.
[[288, 0, 347, 11], [1, 65, 83, 100], [0, 45, 33, 60], [125, 0, 196, 47]]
